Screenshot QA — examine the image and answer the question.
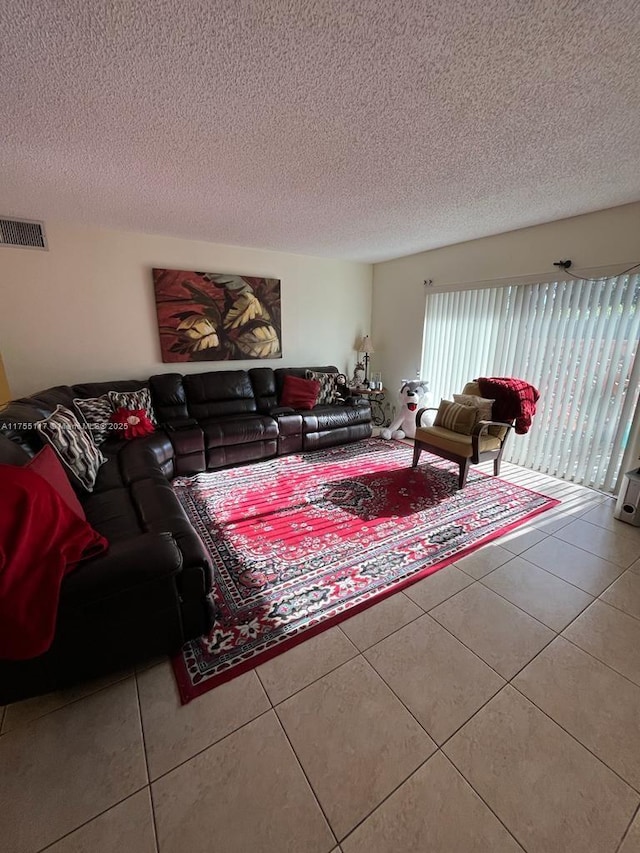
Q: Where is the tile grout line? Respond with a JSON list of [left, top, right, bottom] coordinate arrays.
[[336, 606, 427, 654], [335, 744, 526, 853], [134, 671, 161, 853], [267, 645, 523, 850], [34, 784, 151, 853], [148, 705, 274, 786], [466, 525, 630, 596], [0, 668, 133, 737], [427, 581, 559, 682], [615, 801, 640, 853], [269, 699, 340, 850], [596, 590, 640, 624], [431, 594, 640, 793], [260, 641, 360, 707], [252, 663, 274, 708], [559, 632, 640, 692], [507, 680, 640, 797], [551, 525, 640, 570]]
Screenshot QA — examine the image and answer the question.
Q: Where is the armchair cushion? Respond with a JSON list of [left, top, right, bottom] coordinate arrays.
[[415, 426, 502, 458], [433, 399, 478, 435]]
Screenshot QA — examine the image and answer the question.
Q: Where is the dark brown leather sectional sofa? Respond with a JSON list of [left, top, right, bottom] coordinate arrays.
[[0, 366, 372, 703]]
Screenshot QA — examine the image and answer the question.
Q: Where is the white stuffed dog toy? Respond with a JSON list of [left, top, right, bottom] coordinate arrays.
[[381, 380, 430, 440]]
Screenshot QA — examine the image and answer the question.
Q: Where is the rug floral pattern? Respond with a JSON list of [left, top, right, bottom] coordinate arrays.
[[171, 439, 557, 702]]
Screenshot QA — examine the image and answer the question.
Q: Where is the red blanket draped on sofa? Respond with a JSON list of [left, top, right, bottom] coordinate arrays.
[[0, 464, 108, 660], [477, 377, 540, 435]]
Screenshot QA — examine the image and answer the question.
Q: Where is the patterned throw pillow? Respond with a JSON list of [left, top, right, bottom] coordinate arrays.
[[36, 405, 106, 492], [108, 388, 157, 425], [305, 371, 346, 405], [73, 394, 114, 445], [453, 393, 495, 422], [433, 399, 479, 435]]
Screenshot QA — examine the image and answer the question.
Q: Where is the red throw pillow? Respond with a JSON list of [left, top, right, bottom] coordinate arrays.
[[281, 375, 321, 410], [25, 445, 86, 520], [110, 407, 155, 440]]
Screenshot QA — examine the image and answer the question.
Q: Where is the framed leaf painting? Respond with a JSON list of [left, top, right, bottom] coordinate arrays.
[[153, 269, 282, 362]]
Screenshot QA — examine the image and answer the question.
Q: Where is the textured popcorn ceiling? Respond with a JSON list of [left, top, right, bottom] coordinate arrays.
[[1, 0, 639, 262]]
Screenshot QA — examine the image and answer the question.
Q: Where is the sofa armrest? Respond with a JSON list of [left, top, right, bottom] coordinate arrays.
[[60, 532, 183, 608], [163, 418, 200, 431], [119, 431, 175, 483], [343, 397, 371, 408], [265, 406, 298, 416]]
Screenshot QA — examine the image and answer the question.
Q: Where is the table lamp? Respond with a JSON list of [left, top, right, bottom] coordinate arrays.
[[0, 353, 11, 410], [357, 336, 374, 385]]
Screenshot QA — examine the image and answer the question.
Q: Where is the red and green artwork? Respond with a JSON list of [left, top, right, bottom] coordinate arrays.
[[153, 268, 282, 362]]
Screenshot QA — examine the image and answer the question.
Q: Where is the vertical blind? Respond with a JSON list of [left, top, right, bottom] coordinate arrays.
[[421, 274, 640, 493]]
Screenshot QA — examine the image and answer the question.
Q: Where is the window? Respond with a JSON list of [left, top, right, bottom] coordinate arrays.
[[421, 274, 640, 493]]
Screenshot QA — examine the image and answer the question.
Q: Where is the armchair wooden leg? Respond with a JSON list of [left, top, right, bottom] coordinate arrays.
[[412, 442, 423, 468], [494, 458, 501, 476], [459, 458, 471, 489]]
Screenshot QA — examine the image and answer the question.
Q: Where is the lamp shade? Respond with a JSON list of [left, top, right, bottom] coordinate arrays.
[[0, 353, 10, 408], [358, 335, 375, 354]]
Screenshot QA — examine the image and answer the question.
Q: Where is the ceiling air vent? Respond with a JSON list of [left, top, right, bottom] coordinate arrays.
[[0, 217, 47, 250]]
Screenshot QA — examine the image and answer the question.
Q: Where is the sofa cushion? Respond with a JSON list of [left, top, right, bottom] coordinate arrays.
[[59, 532, 183, 609], [0, 434, 31, 466], [149, 373, 189, 423], [91, 445, 127, 492], [248, 367, 278, 412], [22, 386, 76, 415], [131, 478, 193, 532], [300, 404, 372, 433], [72, 379, 147, 399], [119, 433, 175, 484], [82, 488, 142, 541], [184, 370, 257, 419], [202, 414, 278, 448], [36, 405, 106, 492]]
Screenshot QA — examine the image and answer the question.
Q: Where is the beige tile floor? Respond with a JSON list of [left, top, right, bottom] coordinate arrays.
[[2, 461, 640, 853]]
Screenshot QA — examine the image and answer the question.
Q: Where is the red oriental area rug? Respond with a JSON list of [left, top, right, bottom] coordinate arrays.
[[171, 439, 558, 702]]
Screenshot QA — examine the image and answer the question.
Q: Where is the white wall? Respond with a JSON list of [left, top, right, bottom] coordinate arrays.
[[372, 201, 640, 396], [0, 222, 372, 397]]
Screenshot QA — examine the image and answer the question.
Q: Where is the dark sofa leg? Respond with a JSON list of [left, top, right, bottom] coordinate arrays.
[[412, 442, 423, 468], [459, 458, 471, 489]]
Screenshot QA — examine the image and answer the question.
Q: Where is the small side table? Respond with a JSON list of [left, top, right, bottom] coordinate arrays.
[[349, 387, 388, 427]]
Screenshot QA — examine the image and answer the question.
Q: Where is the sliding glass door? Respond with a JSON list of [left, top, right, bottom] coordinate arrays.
[[421, 274, 640, 493]]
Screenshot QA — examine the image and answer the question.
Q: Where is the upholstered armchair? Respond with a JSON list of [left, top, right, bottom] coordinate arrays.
[[412, 381, 514, 489]]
